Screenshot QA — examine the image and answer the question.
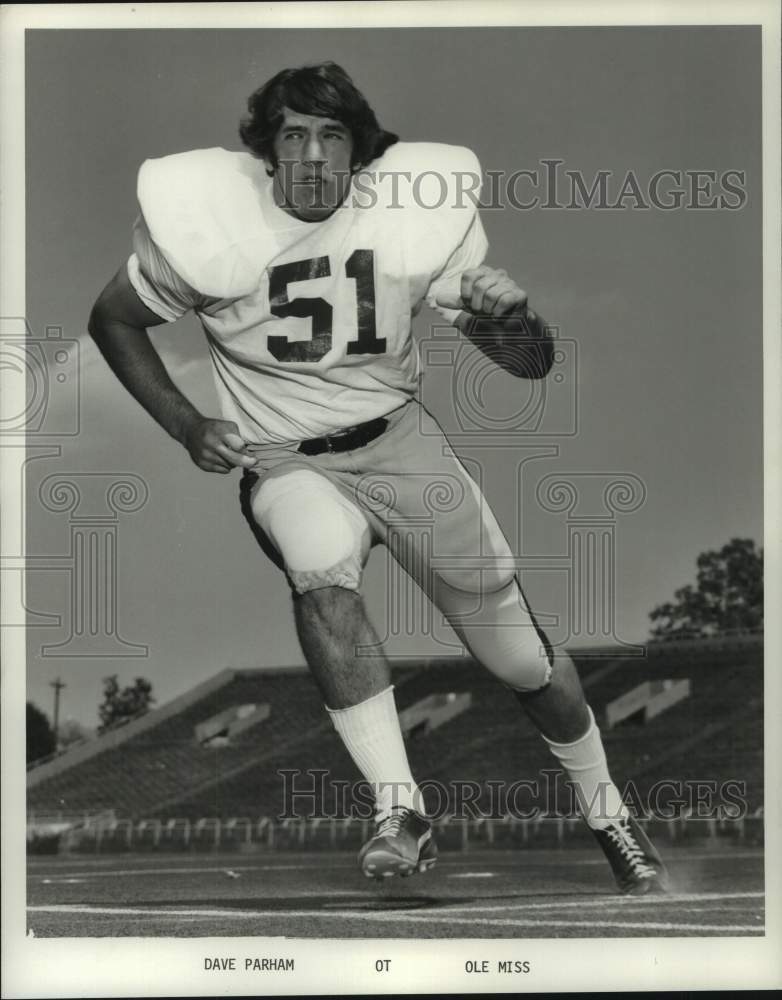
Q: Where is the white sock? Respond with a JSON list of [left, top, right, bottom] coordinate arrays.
[[327, 686, 424, 819], [543, 706, 629, 829]]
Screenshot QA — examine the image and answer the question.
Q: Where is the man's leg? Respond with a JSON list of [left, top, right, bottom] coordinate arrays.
[[434, 573, 626, 827], [509, 649, 588, 743], [293, 585, 423, 817], [515, 646, 667, 895], [357, 401, 664, 890], [513, 647, 628, 828], [293, 586, 389, 708], [244, 466, 432, 874], [436, 573, 666, 892]]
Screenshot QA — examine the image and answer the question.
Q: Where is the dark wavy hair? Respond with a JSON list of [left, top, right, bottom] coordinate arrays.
[[239, 62, 398, 172]]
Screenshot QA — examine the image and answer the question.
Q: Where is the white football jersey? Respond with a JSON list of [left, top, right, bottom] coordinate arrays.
[[128, 143, 488, 444]]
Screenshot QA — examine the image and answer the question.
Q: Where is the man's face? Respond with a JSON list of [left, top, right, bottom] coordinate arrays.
[[269, 108, 354, 222]]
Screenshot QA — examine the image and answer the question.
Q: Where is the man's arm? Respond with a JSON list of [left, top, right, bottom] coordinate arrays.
[[435, 265, 554, 380], [88, 267, 256, 474]]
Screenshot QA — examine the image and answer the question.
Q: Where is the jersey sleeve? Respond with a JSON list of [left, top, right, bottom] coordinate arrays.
[[424, 212, 489, 325], [126, 214, 201, 322]]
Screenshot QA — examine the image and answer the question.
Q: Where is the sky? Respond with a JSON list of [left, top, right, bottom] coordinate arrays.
[[19, 25, 763, 728]]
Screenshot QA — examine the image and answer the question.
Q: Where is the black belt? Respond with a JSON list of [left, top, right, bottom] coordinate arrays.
[[297, 416, 389, 456]]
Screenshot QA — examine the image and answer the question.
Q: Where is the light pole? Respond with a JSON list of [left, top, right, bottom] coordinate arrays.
[[50, 678, 66, 748]]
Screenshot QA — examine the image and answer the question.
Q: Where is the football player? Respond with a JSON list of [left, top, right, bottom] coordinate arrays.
[[89, 61, 666, 894]]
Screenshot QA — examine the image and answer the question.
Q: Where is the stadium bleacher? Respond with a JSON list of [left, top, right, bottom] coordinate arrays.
[[27, 635, 763, 829]]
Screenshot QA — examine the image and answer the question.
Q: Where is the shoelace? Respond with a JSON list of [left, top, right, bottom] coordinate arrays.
[[605, 822, 656, 877], [376, 810, 408, 837]]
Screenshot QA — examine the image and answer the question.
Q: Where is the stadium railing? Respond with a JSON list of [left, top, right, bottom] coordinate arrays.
[[42, 810, 762, 856]]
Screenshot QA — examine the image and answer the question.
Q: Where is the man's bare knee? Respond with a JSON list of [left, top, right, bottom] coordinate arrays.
[[288, 556, 362, 595]]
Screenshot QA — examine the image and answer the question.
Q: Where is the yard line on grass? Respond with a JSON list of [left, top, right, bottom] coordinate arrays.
[[448, 872, 497, 878], [28, 848, 764, 882], [396, 891, 764, 915], [352, 911, 764, 934], [27, 888, 764, 930], [28, 863, 355, 879], [26, 848, 764, 879], [521, 851, 764, 867], [25, 904, 360, 920], [27, 891, 763, 919], [25, 903, 763, 935]]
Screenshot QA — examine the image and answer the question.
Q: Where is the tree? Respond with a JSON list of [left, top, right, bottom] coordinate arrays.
[[649, 537, 763, 639], [98, 676, 155, 734], [27, 702, 56, 763]]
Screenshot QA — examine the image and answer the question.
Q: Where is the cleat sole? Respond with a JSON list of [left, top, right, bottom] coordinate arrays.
[[357, 809, 439, 880], [360, 849, 438, 880]]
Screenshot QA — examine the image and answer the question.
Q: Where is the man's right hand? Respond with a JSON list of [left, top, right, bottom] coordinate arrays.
[[183, 417, 257, 474], [89, 268, 260, 472]]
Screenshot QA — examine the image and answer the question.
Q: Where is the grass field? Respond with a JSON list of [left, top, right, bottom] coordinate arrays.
[[26, 845, 764, 938]]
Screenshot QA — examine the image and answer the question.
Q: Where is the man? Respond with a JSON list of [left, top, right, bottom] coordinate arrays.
[[89, 61, 666, 894]]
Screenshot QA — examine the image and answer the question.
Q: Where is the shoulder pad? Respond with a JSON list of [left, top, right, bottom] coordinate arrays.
[[357, 142, 483, 275], [137, 148, 276, 298], [371, 141, 481, 176], [364, 142, 482, 210]]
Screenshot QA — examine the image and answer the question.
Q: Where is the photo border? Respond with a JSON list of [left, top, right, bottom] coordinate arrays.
[[2, 1, 780, 995]]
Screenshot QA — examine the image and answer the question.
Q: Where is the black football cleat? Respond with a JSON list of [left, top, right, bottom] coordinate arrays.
[[359, 807, 438, 879], [591, 815, 668, 895]]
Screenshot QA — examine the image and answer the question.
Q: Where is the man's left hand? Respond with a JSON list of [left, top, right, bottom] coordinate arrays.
[[435, 265, 529, 318]]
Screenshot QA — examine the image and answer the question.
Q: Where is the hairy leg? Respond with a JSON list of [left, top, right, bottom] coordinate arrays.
[[293, 585, 390, 708], [247, 468, 422, 821], [294, 585, 423, 818]]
